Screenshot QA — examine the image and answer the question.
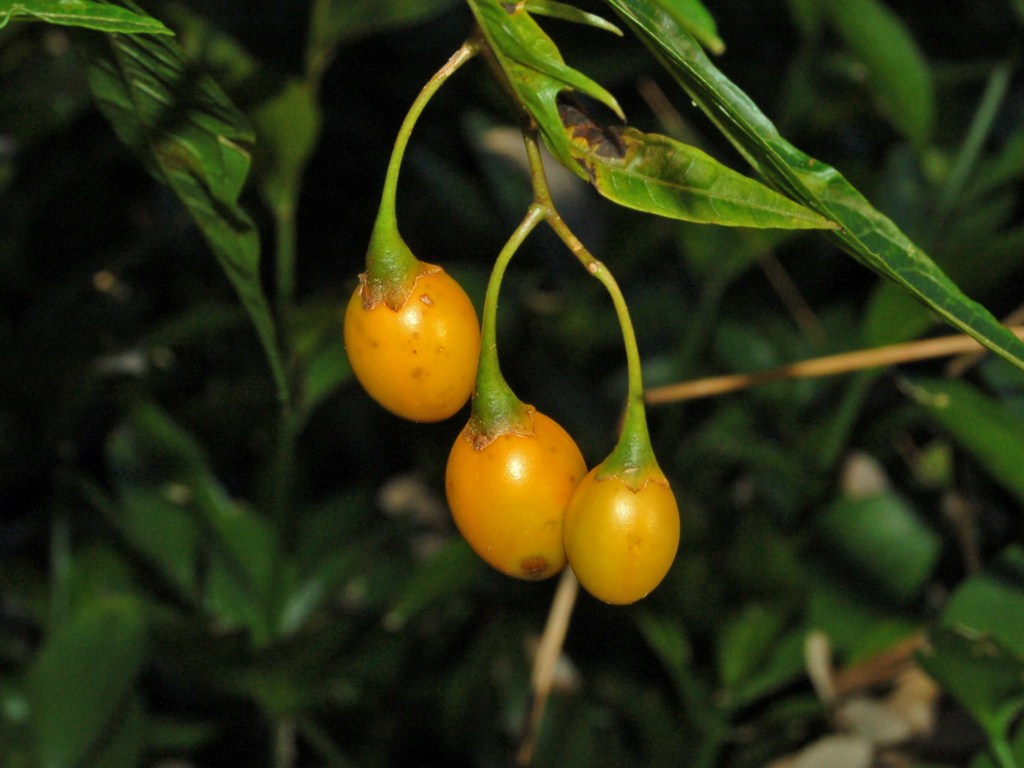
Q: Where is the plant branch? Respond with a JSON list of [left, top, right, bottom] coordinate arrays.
[[521, 128, 655, 473], [645, 325, 1024, 405], [516, 567, 580, 766]]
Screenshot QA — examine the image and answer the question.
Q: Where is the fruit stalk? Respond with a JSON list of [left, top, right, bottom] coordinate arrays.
[[522, 129, 658, 480], [470, 204, 545, 439], [365, 40, 479, 299]]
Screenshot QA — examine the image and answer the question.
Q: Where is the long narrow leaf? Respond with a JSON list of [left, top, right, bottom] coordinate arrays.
[[468, 0, 623, 173], [74, 21, 289, 402], [603, 0, 1024, 372], [824, 0, 935, 145], [29, 596, 147, 768], [524, 0, 623, 36], [110, 399, 281, 644], [0, 0, 171, 33], [651, 0, 723, 55], [570, 122, 835, 229], [471, 0, 832, 230]]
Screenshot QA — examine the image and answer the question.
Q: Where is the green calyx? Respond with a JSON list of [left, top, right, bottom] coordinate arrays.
[[468, 371, 535, 445], [595, 395, 663, 491], [361, 215, 422, 310]]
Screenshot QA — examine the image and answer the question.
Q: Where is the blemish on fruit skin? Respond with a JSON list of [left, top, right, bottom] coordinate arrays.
[[520, 555, 550, 578], [419, 294, 434, 306]]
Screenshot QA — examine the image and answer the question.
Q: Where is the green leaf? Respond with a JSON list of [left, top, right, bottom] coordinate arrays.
[[813, 490, 941, 605], [473, 0, 830, 230], [725, 630, 806, 711], [84, 482, 201, 599], [467, 0, 623, 173], [920, 628, 1024, 762], [569, 122, 836, 229], [718, 603, 788, 691], [74, 19, 290, 406], [0, 0, 172, 34], [824, 0, 935, 145], [905, 379, 1024, 506], [251, 78, 322, 214], [966, 127, 1024, 203], [645, 0, 724, 55], [865, 218, 1024, 348], [109, 399, 281, 644], [972, 722, 1024, 768], [164, 3, 323, 217], [942, 547, 1024, 658], [28, 596, 146, 768], [925, 550, 1024, 765], [634, 609, 694, 696], [862, 280, 932, 347], [523, 0, 622, 36], [92, 695, 146, 768], [602, 0, 1024, 373]]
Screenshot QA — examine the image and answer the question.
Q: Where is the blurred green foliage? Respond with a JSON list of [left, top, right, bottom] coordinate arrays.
[[1, 1, 1023, 766]]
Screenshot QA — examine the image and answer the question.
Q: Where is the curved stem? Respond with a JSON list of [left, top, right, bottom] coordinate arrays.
[[471, 204, 546, 436], [522, 130, 656, 474], [366, 40, 480, 285]]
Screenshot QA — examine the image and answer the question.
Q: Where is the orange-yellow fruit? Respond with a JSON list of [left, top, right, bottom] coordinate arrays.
[[344, 265, 480, 422], [446, 410, 587, 580], [564, 467, 679, 604]]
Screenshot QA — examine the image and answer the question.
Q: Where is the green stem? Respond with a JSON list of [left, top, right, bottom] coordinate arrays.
[[522, 130, 657, 475], [274, 200, 298, 323], [471, 204, 546, 436], [365, 40, 480, 288]]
